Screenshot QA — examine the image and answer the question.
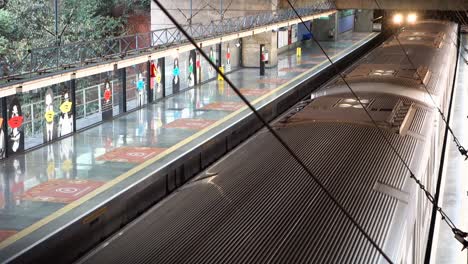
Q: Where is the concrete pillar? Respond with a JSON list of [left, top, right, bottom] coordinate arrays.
[[354, 10, 374, 32], [311, 13, 337, 41], [241, 31, 278, 68]]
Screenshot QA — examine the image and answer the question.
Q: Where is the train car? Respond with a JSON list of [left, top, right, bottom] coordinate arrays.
[[81, 20, 458, 264]]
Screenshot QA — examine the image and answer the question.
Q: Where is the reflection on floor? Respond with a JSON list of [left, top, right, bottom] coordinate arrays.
[[0, 32, 376, 253]]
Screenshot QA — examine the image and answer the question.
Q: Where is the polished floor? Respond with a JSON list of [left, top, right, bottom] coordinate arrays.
[[0, 31, 377, 260], [434, 34, 468, 264]]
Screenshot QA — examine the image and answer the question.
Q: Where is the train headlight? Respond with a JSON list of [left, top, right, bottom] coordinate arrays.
[[407, 13, 417, 24], [392, 13, 403, 25]]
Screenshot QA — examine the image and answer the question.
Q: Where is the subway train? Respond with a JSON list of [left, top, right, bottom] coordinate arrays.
[[81, 20, 458, 263]]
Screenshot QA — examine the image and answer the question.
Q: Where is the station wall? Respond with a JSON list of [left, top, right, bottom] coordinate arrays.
[[0, 40, 242, 160]]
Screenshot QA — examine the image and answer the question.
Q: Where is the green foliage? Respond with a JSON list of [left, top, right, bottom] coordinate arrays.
[[0, 0, 149, 63]]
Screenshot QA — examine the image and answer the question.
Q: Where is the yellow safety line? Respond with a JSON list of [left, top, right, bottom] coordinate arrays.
[[0, 33, 375, 251]]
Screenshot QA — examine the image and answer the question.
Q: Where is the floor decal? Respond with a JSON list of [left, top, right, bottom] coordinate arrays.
[[279, 67, 309, 73], [299, 60, 320, 65], [0, 230, 17, 243], [200, 102, 245, 112], [18, 179, 105, 203], [256, 78, 288, 85], [239, 88, 272, 96], [163, 118, 216, 130], [97, 146, 166, 163]]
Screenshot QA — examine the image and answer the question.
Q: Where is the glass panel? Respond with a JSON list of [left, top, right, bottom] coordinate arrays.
[[199, 45, 218, 83], [4, 82, 72, 151], [165, 56, 174, 96], [150, 59, 164, 101], [76, 74, 103, 129], [126, 62, 148, 111], [222, 40, 241, 73], [6, 96, 25, 155], [113, 70, 123, 116]]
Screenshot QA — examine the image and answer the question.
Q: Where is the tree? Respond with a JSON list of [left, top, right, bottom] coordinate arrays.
[[0, 0, 149, 75]]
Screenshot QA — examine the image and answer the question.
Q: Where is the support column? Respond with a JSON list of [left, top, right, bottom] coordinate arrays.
[[216, 43, 222, 68], [241, 31, 278, 68], [160, 58, 166, 98], [120, 68, 127, 113], [260, 44, 265, 76], [354, 10, 374, 32], [70, 78, 77, 133], [147, 61, 153, 103], [311, 13, 337, 41]]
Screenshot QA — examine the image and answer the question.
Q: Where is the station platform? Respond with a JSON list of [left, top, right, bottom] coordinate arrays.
[[433, 33, 468, 263], [0, 31, 379, 262]]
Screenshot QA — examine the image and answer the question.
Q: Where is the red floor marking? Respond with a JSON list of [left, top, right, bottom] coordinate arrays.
[[309, 54, 327, 58], [97, 146, 166, 163], [201, 102, 245, 111], [256, 78, 288, 85], [0, 230, 17, 242], [18, 179, 105, 204], [239, 88, 272, 96], [325, 48, 339, 53], [300, 60, 320, 65], [279, 67, 308, 73], [163, 118, 216, 130]]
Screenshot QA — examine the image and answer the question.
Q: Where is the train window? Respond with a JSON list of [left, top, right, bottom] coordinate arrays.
[[407, 36, 422, 41], [369, 69, 396, 77], [336, 98, 372, 109]]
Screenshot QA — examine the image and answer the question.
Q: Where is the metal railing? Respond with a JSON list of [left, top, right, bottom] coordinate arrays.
[[0, 1, 335, 85]]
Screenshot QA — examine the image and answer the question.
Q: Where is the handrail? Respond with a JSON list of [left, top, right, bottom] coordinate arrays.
[[0, 1, 335, 84]]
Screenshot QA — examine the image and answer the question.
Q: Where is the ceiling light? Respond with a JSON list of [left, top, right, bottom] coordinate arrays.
[[393, 13, 403, 25]]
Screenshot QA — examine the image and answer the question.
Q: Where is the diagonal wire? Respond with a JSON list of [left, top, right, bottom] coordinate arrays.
[[388, 11, 468, 160], [152, 0, 394, 263], [287, 0, 468, 252]]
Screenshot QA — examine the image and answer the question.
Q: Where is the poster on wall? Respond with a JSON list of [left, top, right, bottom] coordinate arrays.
[[150, 59, 164, 100], [7, 97, 24, 156], [208, 47, 216, 78], [43, 88, 56, 143], [172, 57, 180, 93], [58, 86, 74, 137], [137, 73, 145, 106], [102, 79, 113, 120], [0, 117, 5, 159], [188, 50, 197, 87], [225, 44, 232, 72], [291, 24, 298, 43], [196, 51, 202, 84]]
